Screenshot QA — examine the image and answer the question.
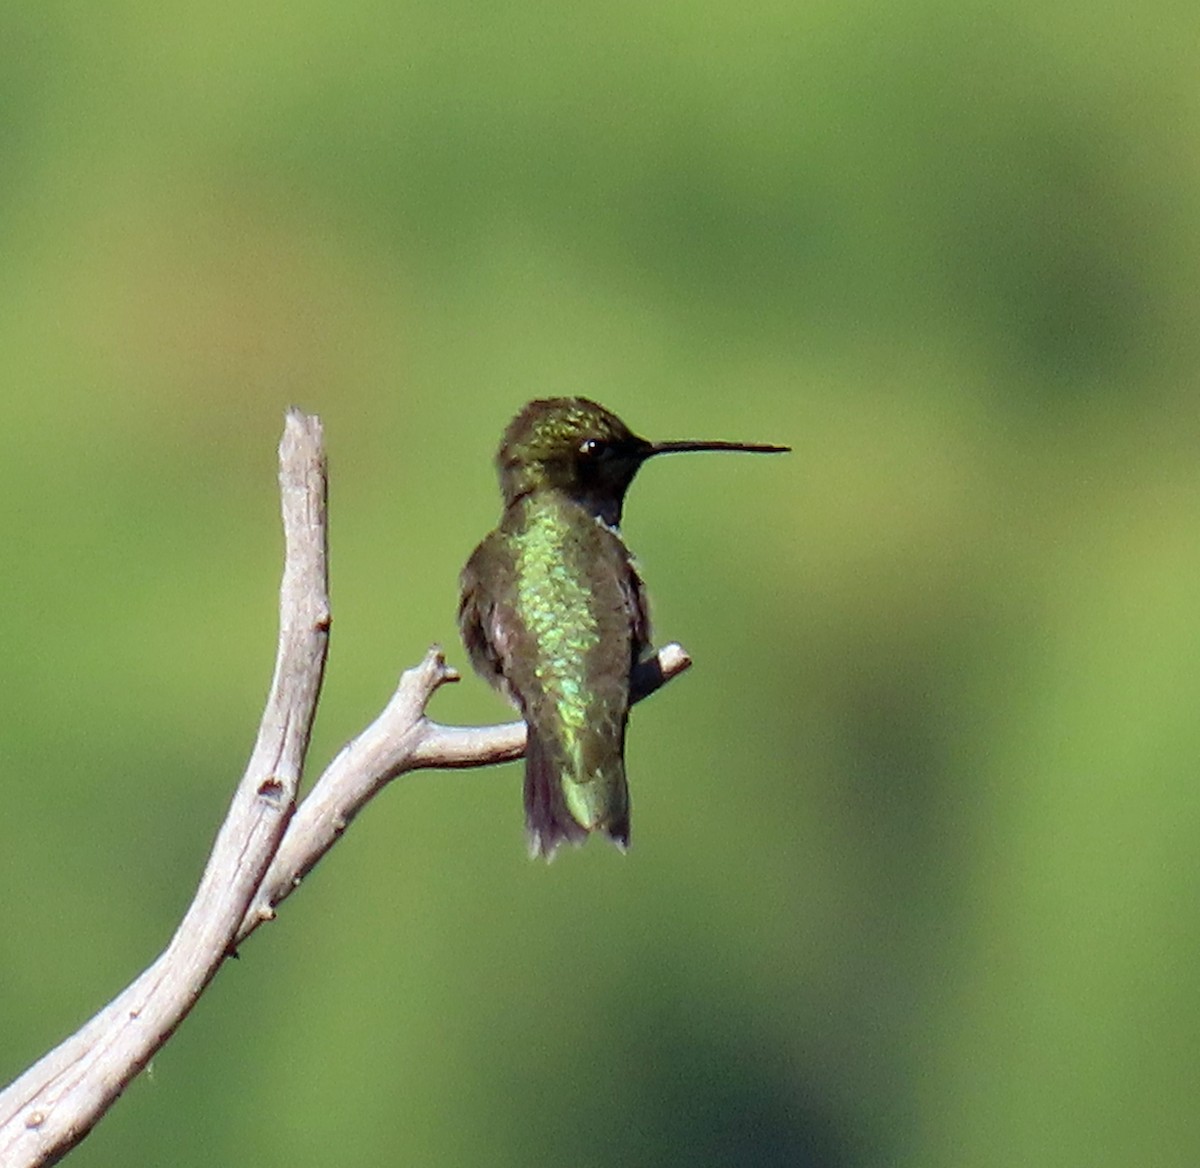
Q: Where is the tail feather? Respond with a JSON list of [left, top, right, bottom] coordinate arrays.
[[603, 807, 630, 852], [524, 728, 589, 860]]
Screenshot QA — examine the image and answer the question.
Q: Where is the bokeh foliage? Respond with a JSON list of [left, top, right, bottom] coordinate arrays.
[[2, 2, 1199, 1165]]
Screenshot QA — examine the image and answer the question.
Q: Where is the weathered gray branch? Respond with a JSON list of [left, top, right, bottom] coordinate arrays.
[[0, 408, 331, 1167], [235, 640, 690, 945], [0, 411, 690, 1167]]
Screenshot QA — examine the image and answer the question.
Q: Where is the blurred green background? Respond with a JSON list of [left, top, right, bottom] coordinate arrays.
[[2, 2, 1199, 1165]]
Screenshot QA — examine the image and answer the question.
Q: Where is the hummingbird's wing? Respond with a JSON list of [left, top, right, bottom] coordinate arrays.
[[459, 524, 592, 854], [620, 550, 652, 663], [458, 531, 519, 703]]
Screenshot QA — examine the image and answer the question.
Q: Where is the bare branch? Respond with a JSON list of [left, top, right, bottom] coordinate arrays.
[[0, 410, 330, 1167], [0, 411, 692, 1166], [235, 640, 691, 945]]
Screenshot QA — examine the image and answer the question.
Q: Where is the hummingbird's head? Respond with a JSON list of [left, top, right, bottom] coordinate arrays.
[[495, 396, 790, 524], [497, 397, 653, 523]]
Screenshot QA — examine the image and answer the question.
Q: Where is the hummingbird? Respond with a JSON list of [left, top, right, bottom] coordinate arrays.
[[458, 397, 789, 859]]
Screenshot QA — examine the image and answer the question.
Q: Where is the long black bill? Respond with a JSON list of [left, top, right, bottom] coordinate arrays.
[[648, 439, 791, 456]]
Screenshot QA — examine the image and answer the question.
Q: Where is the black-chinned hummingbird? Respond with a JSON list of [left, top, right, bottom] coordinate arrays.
[[458, 397, 788, 859]]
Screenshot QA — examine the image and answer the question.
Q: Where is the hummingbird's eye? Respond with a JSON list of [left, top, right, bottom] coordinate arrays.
[[580, 438, 604, 458]]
